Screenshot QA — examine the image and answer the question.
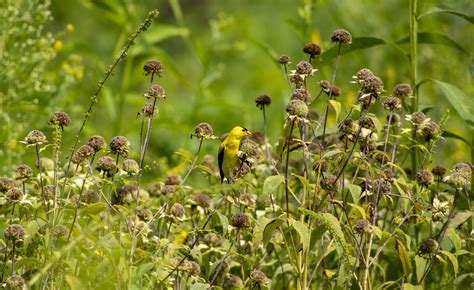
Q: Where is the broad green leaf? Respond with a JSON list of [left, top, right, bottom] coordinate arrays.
[[447, 211, 473, 230], [329, 100, 341, 121], [190, 283, 211, 290], [197, 165, 215, 176], [262, 175, 285, 196], [414, 255, 427, 283], [431, 80, 474, 128], [345, 184, 361, 204], [396, 239, 413, 276], [418, 4, 474, 23], [439, 250, 459, 276], [253, 216, 271, 246], [135, 262, 155, 279], [143, 25, 189, 43], [319, 37, 387, 63], [442, 130, 471, 145], [288, 218, 310, 254], [273, 263, 294, 279], [347, 202, 366, 223], [447, 228, 462, 251], [263, 217, 284, 246], [216, 212, 229, 236], [397, 32, 469, 56], [81, 202, 107, 216], [292, 173, 311, 190], [65, 274, 85, 290], [403, 283, 424, 290]]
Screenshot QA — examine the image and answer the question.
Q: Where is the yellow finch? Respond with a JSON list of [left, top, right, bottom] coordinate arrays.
[[218, 126, 251, 183]]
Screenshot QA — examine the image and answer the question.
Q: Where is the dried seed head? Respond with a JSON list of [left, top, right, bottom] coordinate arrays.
[[147, 183, 162, 196], [319, 80, 331, 91], [250, 131, 265, 145], [295, 61, 313, 75], [14, 165, 33, 181], [393, 83, 412, 98], [355, 68, 374, 82], [225, 274, 244, 288], [362, 75, 384, 93], [354, 219, 371, 234], [141, 103, 158, 117], [291, 88, 311, 103], [112, 184, 135, 205], [110, 136, 131, 158], [321, 174, 338, 191], [416, 169, 433, 186], [72, 144, 95, 164], [87, 135, 107, 152], [49, 111, 71, 128], [193, 193, 211, 208], [24, 130, 48, 145], [286, 99, 308, 118], [43, 185, 55, 200], [278, 55, 290, 64], [453, 162, 472, 175], [240, 139, 259, 158], [6, 275, 26, 289], [122, 159, 139, 175], [421, 122, 440, 141], [193, 122, 214, 139], [146, 84, 166, 99], [383, 97, 402, 111], [53, 225, 69, 240], [303, 42, 321, 57], [204, 232, 223, 247], [359, 115, 375, 130], [331, 29, 352, 44], [444, 172, 470, 189], [429, 197, 449, 222], [4, 224, 25, 241], [143, 59, 164, 76], [162, 185, 176, 195], [289, 74, 304, 88], [7, 188, 23, 201], [411, 112, 427, 124], [80, 190, 100, 204], [183, 260, 201, 275], [431, 165, 447, 177], [171, 202, 185, 218], [255, 94, 272, 109], [418, 239, 438, 257], [165, 174, 182, 186], [136, 208, 153, 221], [373, 178, 391, 194], [250, 269, 268, 285], [231, 212, 250, 228], [96, 156, 118, 177], [0, 178, 14, 193]]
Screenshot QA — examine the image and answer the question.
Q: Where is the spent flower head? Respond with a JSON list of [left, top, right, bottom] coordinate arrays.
[[393, 83, 413, 98], [331, 29, 352, 44], [143, 59, 164, 76], [278, 55, 290, 64], [14, 164, 33, 181], [87, 135, 107, 152], [48, 111, 71, 128], [303, 42, 321, 57], [146, 84, 166, 99], [110, 136, 131, 158], [192, 122, 215, 139], [255, 94, 272, 109], [22, 130, 48, 146]]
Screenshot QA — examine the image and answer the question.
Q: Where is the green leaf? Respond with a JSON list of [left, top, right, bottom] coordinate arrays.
[[142, 25, 189, 43], [446, 228, 462, 251], [288, 218, 310, 254], [318, 37, 387, 63], [397, 32, 469, 56], [439, 250, 459, 276], [81, 202, 107, 216], [396, 239, 413, 276], [442, 130, 471, 145], [431, 80, 474, 128], [190, 283, 211, 290], [329, 100, 342, 122], [216, 212, 229, 236], [345, 184, 361, 204], [262, 175, 285, 196], [262, 217, 284, 246], [403, 283, 424, 290], [447, 211, 473, 230], [414, 255, 427, 283], [347, 202, 366, 222], [292, 173, 311, 190], [418, 4, 474, 23], [65, 274, 85, 290]]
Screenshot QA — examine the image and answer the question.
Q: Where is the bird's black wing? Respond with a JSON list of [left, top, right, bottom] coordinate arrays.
[[218, 144, 225, 183]]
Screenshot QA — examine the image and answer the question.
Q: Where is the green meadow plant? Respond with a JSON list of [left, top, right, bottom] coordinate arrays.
[[0, 2, 472, 290]]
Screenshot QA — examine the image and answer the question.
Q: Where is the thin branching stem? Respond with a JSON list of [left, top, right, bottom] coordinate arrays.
[[182, 138, 204, 185]]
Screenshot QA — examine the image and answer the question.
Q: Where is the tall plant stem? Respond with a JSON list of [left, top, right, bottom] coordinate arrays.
[[35, 144, 47, 212], [210, 228, 240, 286], [61, 10, 159, 195], [321, 43, 342, 147], [409, 0, 418, 177], [182, 138, 204, 185], [137, 97, 158, 205], [285, 119, 296, 217], [263, 106, 270, 157]]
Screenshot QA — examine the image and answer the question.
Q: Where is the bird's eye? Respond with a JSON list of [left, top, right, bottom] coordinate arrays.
[[242, 127, 248, 132]]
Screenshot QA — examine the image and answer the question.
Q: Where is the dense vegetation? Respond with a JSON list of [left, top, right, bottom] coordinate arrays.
[[0, 0, 472, 289]]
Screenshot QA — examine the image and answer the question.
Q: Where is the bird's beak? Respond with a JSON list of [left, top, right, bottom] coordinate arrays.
[[246, 131, 252, 136]]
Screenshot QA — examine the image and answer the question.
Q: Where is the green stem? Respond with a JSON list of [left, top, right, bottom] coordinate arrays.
[[410, 0, 418, 178], [285, 119, 296, 217], [181, 138, 204, 185]]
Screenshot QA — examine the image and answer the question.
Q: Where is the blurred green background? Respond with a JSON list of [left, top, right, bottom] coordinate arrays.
[[1, 0, 472, 178]]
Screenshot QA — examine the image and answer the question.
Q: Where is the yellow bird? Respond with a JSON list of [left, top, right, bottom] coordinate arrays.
[[218, 126, 251, 183]]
